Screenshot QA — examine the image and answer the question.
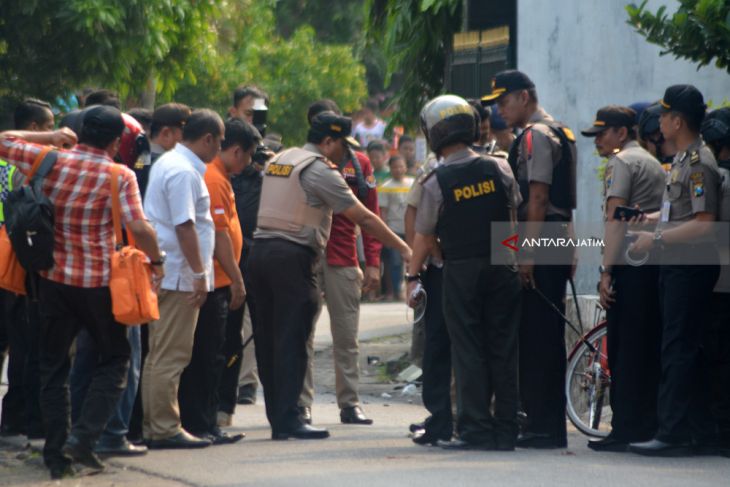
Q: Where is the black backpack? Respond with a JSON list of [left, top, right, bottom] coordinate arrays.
[[4, 150, 58, 271]]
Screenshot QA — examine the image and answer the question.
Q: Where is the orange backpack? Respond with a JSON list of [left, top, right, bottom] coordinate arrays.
[[108, 164, 159, 325], [0, 146, 55, 295]]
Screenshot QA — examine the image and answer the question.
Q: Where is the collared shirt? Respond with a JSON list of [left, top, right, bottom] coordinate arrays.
[[205, 156, 242, 289], [145, 143, 215, 292], [0, 137, 145, 288], [657, 138, 720, 230], [415, 148, 521, 235], [604, 140, 665, 215], [514, 107, 575, 219]]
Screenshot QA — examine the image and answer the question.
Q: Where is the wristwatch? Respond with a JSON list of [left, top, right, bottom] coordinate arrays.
[[191, 271, 206, 281], [150, 251, 166, 266], [404, 273, 421, 283], [599, 265, 612, 275]]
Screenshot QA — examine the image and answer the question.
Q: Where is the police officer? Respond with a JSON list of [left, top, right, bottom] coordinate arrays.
[[581, 106, 665, 451], [628, 85, 721, 456], [638, 102, 678, 171], [247, 111, 410, 440], [700, 107, 730, 456], [482, 70, 577, 449], [407, 95, 522, 450]]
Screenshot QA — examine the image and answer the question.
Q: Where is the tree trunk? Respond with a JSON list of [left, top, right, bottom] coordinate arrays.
[[140, 76, 157, 109]]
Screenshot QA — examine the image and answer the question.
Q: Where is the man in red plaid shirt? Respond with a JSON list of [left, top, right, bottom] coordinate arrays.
[[0, 106, 164, 479]]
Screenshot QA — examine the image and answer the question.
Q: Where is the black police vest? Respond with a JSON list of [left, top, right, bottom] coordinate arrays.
[[507, 122, 577, 211], [435, 157, 510, 260]]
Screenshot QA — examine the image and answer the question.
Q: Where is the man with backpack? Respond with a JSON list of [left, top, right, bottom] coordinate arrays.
[[0, 106, 164, 479]]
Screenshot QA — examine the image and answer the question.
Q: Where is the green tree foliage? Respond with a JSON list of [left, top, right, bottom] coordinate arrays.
[[169, 0, 367, 145], [626, 0, 730, 73], [365, 0, 462, 129], [0, 0, 221, 102]]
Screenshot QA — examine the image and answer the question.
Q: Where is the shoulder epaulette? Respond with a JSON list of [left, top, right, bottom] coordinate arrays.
[[689, 150, 700, 165]]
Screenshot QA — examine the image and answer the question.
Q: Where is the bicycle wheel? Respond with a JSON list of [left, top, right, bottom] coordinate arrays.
[[565, 323, 612, 438]]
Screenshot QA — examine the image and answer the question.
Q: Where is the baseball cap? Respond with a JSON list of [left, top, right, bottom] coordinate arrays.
[[581, 106, 636, 137], [659, 84, 706, 116], [310, 111, 360, 148], [82, 105, 125, 138], [481, 70, 535, 103]]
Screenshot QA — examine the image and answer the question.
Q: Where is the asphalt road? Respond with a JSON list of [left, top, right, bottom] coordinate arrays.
[[2, 302, 729, 486]]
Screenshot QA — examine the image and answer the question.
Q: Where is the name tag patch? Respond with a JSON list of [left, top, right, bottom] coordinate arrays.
[[266, 163, 294, 177], [453, 179, 496, 202]]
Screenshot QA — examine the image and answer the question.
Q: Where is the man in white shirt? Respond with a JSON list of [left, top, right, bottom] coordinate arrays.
[[142, 109, 223, 449]]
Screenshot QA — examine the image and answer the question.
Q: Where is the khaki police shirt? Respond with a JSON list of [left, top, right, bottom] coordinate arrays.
[[406, 154, 440, 209], [657, 138, 720, 241], [254, 143, 357, 251], [604, 140, 665, 216], [514, 107, 574, 219], [415, 148, 521, 236]]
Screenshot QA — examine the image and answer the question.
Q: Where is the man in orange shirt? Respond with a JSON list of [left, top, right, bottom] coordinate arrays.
[[178, 118, 260, 444]]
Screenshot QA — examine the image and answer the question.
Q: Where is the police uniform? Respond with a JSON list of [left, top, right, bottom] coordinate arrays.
[[416, 118, 522, 449], [482, 70, 577, 446], [700, 108, 730, 449], [581, 107, 666, 446], [247, 116, 358, 438], [630, 85, 721, 455], [406, 154, 453, 442]]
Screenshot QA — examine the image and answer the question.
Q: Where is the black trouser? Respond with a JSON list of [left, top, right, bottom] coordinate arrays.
[[38, 278, 130, 470], [519, 263, 571, 440], [442, 259, 522, 445], [218, 246, 252, 415], [606, 264, 661, 441], [707, 291, 730, 444], [420, 265, 452, 440], [0, 290, 29, 433], [179, 286, 230, 435], [656, 263, 719, 443], [248, 238, 319, 432]]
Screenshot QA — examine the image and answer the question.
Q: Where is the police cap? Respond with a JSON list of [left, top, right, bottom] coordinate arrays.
[[309, 111, 360, 148], [659, 84, 706, 118], [480, 70, 535, 103], [581, 105, 636, 137]]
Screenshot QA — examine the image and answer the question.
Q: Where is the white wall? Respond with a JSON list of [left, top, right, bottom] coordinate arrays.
[[517, 0, 730, 292]]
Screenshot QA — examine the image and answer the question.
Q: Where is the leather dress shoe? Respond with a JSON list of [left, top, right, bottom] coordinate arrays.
[[516, 432, 567, 449], [437, 438, 496, 451], [628, 438, 692, 457], [340, 406, 373, 425], [95, 437, 148, 456], [272, 423, 330, 440], [412, 430, 449, 446], [206, 427, 245, 445], [146, 430, 212, 449], [298, 406, 312, 425], [62, 438, 105, 473], [587, 436, 628, 453]]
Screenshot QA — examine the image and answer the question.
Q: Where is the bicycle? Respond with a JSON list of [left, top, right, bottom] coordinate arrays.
[[565, 304, 611, 438]]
